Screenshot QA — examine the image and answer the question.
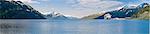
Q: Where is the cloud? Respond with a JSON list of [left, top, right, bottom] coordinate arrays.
[[66, 0, 124, 11]]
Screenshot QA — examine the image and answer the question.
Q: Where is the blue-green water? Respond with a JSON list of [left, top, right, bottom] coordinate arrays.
[[0, 19, 149, 34]]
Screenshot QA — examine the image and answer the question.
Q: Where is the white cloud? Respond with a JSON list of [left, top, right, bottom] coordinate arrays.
[[67, 0, 124, 11]]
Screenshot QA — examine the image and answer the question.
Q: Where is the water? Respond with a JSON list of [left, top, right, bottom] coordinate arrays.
[[0, 19, 149, 34]]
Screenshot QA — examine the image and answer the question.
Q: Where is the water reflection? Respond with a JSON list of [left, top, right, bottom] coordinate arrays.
[[0, 19, 149, 34]]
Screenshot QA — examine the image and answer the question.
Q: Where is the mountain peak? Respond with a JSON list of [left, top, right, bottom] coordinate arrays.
[[44, 12, 79, 19], [138, 3, 149, 8], [0, 1, 45, 19], [141, 3, 149, 5]]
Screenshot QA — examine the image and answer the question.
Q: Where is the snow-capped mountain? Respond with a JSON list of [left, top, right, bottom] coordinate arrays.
[[44, 12, 78, 19], [95, 3, 149, 19], [82, 3, 149, 19], [44, 12, 67, 19], [117, 3, 149, 10], [0, 1, 45, 19], [122, 5, 138, 9]]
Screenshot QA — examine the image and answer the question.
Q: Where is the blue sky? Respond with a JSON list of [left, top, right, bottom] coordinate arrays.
[[13, 0, 150, 18]]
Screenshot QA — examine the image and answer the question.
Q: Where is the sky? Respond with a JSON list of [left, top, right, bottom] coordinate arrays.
[[11, 0, 150, 18]]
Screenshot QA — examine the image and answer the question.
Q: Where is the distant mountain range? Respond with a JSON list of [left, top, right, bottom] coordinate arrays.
[[82, 3, 150, 20], [44, 12, 79, 20], [0, 1, 45, 19]]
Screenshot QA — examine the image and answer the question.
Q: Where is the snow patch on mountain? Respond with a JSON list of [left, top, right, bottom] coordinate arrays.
[[44, 12, 79, 19]]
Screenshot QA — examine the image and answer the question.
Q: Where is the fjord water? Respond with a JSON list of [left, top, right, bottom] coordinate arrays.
[[0, 19, 149, 34]]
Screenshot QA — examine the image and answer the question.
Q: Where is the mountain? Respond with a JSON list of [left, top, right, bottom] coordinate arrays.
[[81, 12, 105, 19], [131, 5, 150, 20], [0, 1, 45, 19], [44, 12, 78, 20], [94, 3, 149, 19]]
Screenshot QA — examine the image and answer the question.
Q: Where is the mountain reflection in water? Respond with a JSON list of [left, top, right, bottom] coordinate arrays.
[[0, 19, 149, 34]]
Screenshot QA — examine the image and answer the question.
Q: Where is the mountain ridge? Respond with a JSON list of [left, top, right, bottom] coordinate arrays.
[[131, 5, 150, 20], [0, 1, 45, 19], [82, 3, 149, 20]]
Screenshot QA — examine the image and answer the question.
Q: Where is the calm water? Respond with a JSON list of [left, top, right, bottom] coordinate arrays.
[[0, 19, 149, 34]]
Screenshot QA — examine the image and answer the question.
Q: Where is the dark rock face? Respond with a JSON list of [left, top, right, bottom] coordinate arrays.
[[95, 3, 149, 19], [0, 1, 45, 19]]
